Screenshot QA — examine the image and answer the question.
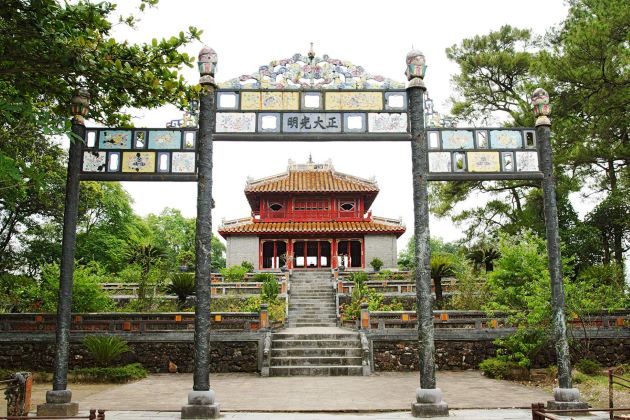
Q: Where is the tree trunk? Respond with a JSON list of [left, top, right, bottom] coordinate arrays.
[[608, 159, 624, 265]]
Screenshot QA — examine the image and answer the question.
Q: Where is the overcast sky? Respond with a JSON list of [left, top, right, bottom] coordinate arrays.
[[103, 0, 573, 248]]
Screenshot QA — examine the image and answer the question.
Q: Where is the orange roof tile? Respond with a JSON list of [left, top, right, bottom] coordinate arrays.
[[218, 218, 405, 237], [245, 168, 378, 194]]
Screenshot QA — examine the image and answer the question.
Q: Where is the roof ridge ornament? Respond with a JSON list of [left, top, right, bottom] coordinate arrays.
[[219, 51, 405, 90]]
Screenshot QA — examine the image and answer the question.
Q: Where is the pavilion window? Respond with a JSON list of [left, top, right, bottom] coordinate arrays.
[[262, 240, 287, 269]]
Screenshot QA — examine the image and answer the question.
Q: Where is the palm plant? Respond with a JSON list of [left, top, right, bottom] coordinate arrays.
[[83, 335, 130, 367], [430, 252, 457, 307], [166, 272, 195, 308]]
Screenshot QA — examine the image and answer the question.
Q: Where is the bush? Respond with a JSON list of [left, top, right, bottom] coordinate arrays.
[[261, 277, 280, 302], [166, 272, 195, 307], [479, 357, 528, 380], [240, 261, 255, 272], [83, 335, 130, 367], [69, 363, 147, 383], [252, 273, 276, 283], [575, 359, 602, 375], [220, 265, 248, 282], [370, 258, 384, 272], [572, 371, 589, 384]]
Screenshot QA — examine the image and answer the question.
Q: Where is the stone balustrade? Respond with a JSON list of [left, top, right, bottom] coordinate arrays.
[[335, 278, 461, 295], [0, 311, 275, 333]]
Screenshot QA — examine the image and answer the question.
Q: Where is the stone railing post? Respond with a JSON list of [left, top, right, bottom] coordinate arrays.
[[360, 302, 370, 330], [259, 304, 269, 330]]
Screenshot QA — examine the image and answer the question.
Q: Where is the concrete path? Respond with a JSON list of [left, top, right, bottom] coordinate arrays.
[[80, 409, 615, 420], [29, 371, 551, 412]]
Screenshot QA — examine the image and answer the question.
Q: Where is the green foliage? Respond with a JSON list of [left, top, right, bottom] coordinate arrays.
[[69, 363, 147, 383], [220, 265, 248, 282], [450, 260, 490, 310], [83, 335, 130, 367], [258, 275, 280, 302], [36, 262, 114, 313], [0, 274, 38, 313], [572, 371, 589, 384], [210, 296, 285, 322], [575, 359, 602, 376], [166, 272, 195, 308], [240, 261, 255, 272], [370, 258, 384, 272], [430, 252, 457, 307], [479, 358, 526, 380]]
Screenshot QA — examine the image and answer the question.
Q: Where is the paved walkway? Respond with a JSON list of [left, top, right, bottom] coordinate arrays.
[[28, 371, 551, 412]]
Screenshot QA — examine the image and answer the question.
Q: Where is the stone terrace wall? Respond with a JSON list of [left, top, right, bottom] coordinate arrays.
[[0, 333, 261, 373], [369, 330, 630, 371]]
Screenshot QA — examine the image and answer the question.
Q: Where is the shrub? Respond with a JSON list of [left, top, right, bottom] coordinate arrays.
[[166, 272, 195, 307], [349, 272, 368, 287], [83, 335, 130, 367], [575, 359, 602, 375], [69, 363, 147, 383], [240, 261, 255, 272], [261, 278, 280, 302], [252, 273, 276, 283], [479, 357, 527, 380], [572, 371, 589, 384], [370, 258, 384, 272], [220, 265, 248, 282]]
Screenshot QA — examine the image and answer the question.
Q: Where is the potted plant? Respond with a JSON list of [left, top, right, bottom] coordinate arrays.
[[338, 254, 346, 272], [279, 253, 290, 272], [370, 257, 384, 272]]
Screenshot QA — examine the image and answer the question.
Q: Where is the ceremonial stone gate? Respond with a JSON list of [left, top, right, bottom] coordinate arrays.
[[39, 46, 586, 418]]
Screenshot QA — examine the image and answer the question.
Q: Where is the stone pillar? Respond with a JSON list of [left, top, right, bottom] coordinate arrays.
[[406, 50, 448, 418], [531, 88, 587, 411], [360, 302, 370, 330], [260, 303, 269, 330], [37, 88, 89, 417], [181, 46, 220, 419]]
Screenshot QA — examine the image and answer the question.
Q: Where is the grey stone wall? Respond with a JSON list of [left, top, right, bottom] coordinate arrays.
[[225, 236, 259, 268], [364, 234, 398, 270], [0, 335, 260, 374]]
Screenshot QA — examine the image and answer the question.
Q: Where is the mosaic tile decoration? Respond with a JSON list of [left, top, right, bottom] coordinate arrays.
[[325, 92, 383, 111], [367, 113, 408, 133], [122, 152, 156, 173], [215, 113, 256, 133], [171, 152, 196, 173], [148, 130, 181, 149], [82, 152, 107, 172], [468, 151, 501, 172], [99, 130, 132, 149]]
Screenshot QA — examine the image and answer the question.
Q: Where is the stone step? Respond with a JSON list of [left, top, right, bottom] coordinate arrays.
[[273, 331, 358, 339], [289, 315, 337, 321], [271, 356, 363, 367], [269, 365, 363, 376], [288, 323, 337, 328], [271, 347, 362, 357]]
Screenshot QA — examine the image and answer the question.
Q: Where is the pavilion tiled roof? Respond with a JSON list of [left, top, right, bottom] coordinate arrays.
[[218, 217, 405, 238], [244, 162, 379, 194]]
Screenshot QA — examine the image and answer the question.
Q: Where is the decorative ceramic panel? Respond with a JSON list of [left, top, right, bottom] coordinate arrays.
[[282, 113, 342, 133], [171, 152, 196, 173], [516, 151, 539, 172], [367, 113, 408, 133], [501, 152, 515, 171], [82, 152, 106, 172], [121, 152, 156, 173], [148, 130, 181, 149], [490, 130, 522, 149], [325, 92, 383, 110], [468, 152, 501, 172], [215, 113, 256, 133], [219, 52, 405, 90], [429, 152, 451, 172], [442, 130, 475, 149], [99, 130, 132, 149]]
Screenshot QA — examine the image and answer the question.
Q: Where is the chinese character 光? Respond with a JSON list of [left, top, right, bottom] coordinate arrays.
[[300, 116, 311, 129]]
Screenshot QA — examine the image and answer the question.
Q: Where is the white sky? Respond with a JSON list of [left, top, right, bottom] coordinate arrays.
[[104, 0, 572, 248]]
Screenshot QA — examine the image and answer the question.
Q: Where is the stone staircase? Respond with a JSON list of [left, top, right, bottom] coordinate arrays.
[[287, 271, 336, 328], [269, 329, 364, 376], [266, 271, 366, 377]]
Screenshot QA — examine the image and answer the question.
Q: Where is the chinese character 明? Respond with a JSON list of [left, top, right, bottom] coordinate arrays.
[[313, 116, 326, 129], [300, 116, 311, 129], [287, 117, 298, 129], [327, 117, 338, 128]]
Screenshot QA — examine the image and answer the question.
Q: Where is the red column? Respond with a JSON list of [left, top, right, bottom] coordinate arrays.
[[332, 238, 338, 269]]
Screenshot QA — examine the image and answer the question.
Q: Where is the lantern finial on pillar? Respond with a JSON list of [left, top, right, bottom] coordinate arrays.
[[198, 46, 218, 86], [406, 49, 426, 89], [71, 87, 90, 125], [531, 87, 551, 127]]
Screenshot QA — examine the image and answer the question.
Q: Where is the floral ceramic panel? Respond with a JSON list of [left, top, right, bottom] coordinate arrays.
[[82, 152, 106, 172], [516, 151, 539, 172], [325, 92, 383, 111], [468, 152, 501, 172], [367, 113, 408, 133], [240, 92, 300, 110], [218, 53, 405, 90], [490, 130, 522, 149], [171, 152, 196, 173], [121, 152, 156, 173], [428, 152, 451, 172], [282, 113, 342, 133], [99, 130, 132, 149], [148, 130, 181, 149], [442, 130, 475, 149], [215, 113, 256, 133]]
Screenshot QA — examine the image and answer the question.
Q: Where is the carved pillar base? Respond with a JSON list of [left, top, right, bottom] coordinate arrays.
[[411, 388, 449, 418], [547, 387, 589, 411], [37, 390, 79, 416], [181, 390, 220, 419]]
